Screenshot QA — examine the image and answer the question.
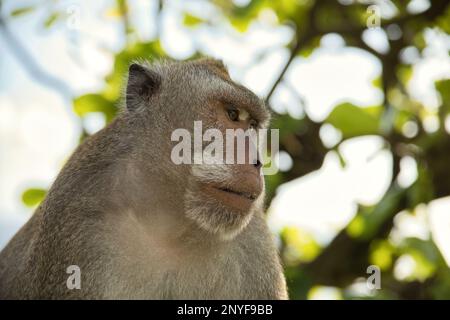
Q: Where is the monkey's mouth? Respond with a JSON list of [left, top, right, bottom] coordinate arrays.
[[202, 182, 261, 210], [216, 187, 257, 201]]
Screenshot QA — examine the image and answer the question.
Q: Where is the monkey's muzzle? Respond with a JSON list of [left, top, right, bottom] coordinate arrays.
[[202, 171, 263, 211]]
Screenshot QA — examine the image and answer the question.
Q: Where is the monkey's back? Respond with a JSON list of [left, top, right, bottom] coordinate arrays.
[[0, 210, 43, 299], [0, 124, 122, 299]]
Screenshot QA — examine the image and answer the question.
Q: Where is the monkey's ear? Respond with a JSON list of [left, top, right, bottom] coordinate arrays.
[[126, 63, 161, 111]]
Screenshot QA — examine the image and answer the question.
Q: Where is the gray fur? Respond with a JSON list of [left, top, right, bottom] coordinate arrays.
[[0, 58, 287, 299]]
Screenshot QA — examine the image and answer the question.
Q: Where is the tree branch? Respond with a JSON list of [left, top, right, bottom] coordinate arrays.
[[0, 16, 72, 98], [265, 1, 449, 105]]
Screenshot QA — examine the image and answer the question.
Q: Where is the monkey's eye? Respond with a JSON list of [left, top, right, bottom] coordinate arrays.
[[227, 107, 251, 123], [227, 108, 239, 122]]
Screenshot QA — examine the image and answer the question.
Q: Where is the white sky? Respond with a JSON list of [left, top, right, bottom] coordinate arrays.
[[1, 0, 449, 270]]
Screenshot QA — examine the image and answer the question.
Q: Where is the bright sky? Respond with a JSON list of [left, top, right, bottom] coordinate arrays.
[[1, 0, 449, 273]]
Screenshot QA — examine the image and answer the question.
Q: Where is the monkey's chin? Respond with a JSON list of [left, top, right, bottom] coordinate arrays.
[[184, 187, 260, 241]]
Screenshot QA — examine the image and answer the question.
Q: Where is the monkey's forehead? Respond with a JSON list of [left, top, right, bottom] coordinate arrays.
[[188, 58, 271, 125], [191, 58, 231, 81], [144, 58, 271, 125], [146, 57, 230, 80]]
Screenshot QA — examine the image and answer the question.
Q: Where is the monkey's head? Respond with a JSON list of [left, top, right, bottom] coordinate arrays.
[[124, 58, 271, 240]]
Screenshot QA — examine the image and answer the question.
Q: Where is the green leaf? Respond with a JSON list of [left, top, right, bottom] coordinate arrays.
[[183, 13, 205, 27], [22, 188, 47, 207], [408, 163, 434, 207], [347, 214, 366, 238], [371, 76, 382, 89], [347, 187, 406, 240], [436, 5, 450, 33], [435, 79, 450, 111], [298, 36, 320, 58], [397, 65, 413, 85], [336, 150, 346, 168], [44, 13, 60, 28], [401, 238, 445, 266], [369, 240, 394, 271], [326, 103, 381, 139], [230, 17, 251, 32], [73, 94, 117, 122], [10, 6, 35, 17], [397, 238, 443, 281], [280, 227, 320, 264]]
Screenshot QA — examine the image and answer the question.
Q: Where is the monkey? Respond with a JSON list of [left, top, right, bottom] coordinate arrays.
[[0, 58, 288, 299]]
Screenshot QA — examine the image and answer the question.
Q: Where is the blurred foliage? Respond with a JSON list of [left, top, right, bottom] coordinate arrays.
[[21, 188, 47, 207], [326, 103, 382, 139], [7, 0, 450, 299]]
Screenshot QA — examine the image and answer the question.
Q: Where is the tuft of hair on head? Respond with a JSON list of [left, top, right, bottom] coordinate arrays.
[[193, 57, 231, 81], [125, 61, 162, 112]]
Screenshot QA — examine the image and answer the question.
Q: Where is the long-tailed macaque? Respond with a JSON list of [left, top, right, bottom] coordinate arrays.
[[0, 58, 288, 299]]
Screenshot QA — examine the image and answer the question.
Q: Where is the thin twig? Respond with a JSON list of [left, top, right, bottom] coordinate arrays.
[[0, 16, 72, 98]]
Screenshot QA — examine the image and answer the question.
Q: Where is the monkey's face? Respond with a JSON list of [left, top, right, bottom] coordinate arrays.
[[178, 61, 270, 240], [126, 59, 270, 240]]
